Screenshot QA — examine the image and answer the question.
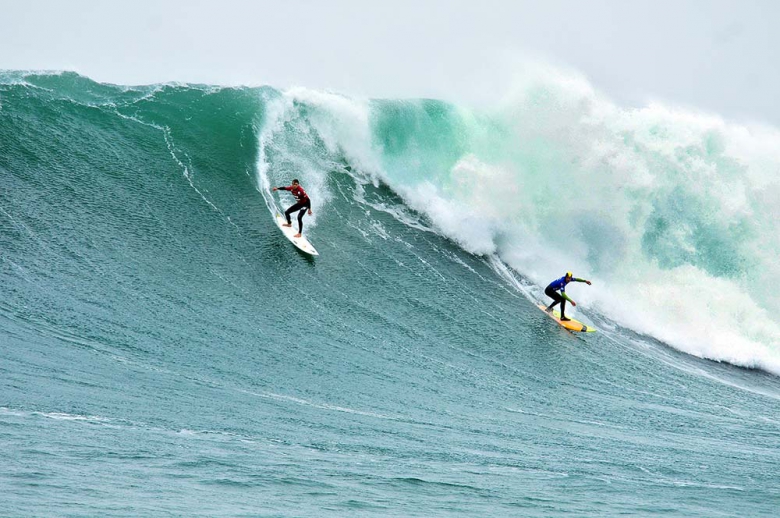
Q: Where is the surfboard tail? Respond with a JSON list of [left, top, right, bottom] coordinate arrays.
[[274, 213, 319, 256], [537, 304, 596, 333]]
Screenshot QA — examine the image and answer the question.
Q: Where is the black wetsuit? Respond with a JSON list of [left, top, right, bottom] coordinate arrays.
[[545, 285, 566, 311], [545, 275, 588, 319], [278, 185, 311, 233]]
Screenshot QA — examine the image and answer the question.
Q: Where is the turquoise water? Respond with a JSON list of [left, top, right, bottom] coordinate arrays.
[[2, 72, 780, 516]]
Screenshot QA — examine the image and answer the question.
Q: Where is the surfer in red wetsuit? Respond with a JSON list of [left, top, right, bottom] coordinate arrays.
[[273, 179, 313, 238]]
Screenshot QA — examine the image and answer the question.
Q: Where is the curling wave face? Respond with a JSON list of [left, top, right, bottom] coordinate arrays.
[[259, 71, 780, 373]]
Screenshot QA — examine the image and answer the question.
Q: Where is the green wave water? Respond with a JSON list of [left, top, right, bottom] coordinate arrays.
[[2, 71, 780, 516]]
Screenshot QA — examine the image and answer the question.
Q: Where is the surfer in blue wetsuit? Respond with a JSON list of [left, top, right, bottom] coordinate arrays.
[[545, 272, 592, 321], [273, 179, 312, 238]]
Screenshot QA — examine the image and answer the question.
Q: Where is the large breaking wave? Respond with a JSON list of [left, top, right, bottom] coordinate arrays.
[[255, 66, 780, 373]]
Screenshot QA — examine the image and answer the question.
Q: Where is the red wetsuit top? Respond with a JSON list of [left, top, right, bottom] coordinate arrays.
[[278, 185, 310, 205]]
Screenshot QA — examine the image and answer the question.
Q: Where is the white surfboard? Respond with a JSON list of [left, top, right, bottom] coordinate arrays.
[[274, 213, 319, 256]]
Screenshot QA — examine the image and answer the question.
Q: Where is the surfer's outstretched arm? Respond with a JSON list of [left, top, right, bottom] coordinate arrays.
[[561, 291, 578, 307]]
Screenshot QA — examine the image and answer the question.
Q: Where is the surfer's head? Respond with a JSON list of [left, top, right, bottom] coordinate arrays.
[[292, 179, 300, 186], [565, 271, 573, 280]]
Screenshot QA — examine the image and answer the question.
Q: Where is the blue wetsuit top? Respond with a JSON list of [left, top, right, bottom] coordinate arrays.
[[547, 276, 587, 293], [547, 276, 570, 293]]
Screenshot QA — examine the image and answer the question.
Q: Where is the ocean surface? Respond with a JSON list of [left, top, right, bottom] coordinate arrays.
[[2, 71, 780, 516]]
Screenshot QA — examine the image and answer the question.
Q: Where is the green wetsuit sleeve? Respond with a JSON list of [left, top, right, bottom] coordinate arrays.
[[561, 292, 574, 303]]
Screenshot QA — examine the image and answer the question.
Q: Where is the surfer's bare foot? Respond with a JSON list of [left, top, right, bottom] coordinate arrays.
[[293, 233, 302, 238], [282, 223, 292, 227]]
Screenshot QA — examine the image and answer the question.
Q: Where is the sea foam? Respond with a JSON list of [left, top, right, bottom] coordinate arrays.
[[263, 68, 780, 374]]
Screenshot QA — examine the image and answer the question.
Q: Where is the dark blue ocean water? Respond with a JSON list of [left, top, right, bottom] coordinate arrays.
[[2, 72, 780, 517]]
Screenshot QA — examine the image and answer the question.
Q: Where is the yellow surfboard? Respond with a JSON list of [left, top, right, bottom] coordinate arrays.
[[537, 304, 596, 333]]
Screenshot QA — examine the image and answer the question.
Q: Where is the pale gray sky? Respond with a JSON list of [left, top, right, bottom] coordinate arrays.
[[2, 0, 779, 124]]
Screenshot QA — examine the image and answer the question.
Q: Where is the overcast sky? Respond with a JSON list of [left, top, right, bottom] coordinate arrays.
[[2, 0, 779, 125]]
